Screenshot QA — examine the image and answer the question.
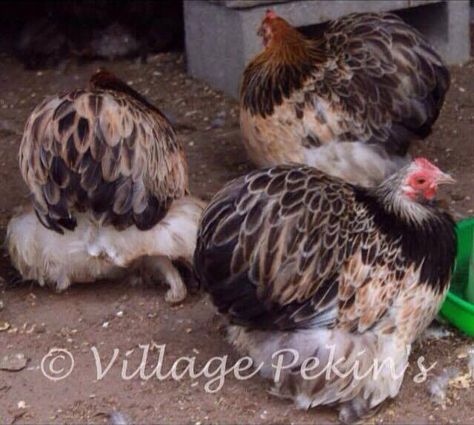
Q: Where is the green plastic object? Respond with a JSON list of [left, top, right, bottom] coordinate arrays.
[[467, 237, 474, 304], [439, 217, 474, 336]]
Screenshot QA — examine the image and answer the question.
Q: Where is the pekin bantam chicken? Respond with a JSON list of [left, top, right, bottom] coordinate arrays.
[[240, 11, 450, 187], [12, 69, 202, 302], [194, 158, 456, 422]]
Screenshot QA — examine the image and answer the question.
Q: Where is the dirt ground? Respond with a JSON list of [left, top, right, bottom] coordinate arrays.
[[0, 49, 474, 424]]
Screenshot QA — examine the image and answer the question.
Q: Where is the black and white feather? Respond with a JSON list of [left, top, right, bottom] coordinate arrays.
[[195, 161, 456, 421]]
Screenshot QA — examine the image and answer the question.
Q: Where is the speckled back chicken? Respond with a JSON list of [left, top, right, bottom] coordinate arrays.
[[12, 69, 201, 303], [194, 158, 456, 422], [19, 69, 188, 234], [240, 11, 450, 187]]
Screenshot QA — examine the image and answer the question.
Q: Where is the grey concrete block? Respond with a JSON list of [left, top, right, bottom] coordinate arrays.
[[184, 0, 471, 98]]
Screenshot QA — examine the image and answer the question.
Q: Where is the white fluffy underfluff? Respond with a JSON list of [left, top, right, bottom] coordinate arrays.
[[6, 196, 205, 303], [108, 411, 131, 425], [228, 324, 409, 423]]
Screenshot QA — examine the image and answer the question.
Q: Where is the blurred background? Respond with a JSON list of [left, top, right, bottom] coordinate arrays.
[[0, 0, 471, 96], [0, 0, 184, 69]]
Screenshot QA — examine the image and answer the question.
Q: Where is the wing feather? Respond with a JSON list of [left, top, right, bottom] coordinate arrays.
[[196, 165, 423, 333], [196, 166, 357, 330], [300, 12, 449, 155], [20, 88, 188, 233]]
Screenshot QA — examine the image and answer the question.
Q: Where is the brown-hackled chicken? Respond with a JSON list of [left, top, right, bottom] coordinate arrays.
[[240, 11, 450, 187], [14, 69, 199, 302], [194, 158, 456, 421]]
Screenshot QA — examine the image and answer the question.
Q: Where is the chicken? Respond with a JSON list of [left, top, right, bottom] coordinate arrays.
[[194, 158, 456, 421], [14, 69, 198, 302], [7, 197, 204, 302], [240, 11, 449, 187]]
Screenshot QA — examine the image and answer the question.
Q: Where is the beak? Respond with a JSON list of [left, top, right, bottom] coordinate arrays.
[[436, 171, 456, 185]]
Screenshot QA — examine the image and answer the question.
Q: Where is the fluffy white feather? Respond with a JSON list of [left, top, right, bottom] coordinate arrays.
[[87, 196, 206, 267], [6, 205, 122, 291], [6, 196, 205, 302], [228, 325, 407, 417]]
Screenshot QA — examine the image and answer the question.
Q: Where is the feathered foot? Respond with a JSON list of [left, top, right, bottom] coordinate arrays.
[[145, 256, 187, 304], [53, 274, 72, 292], [338, 397, 383, 425]]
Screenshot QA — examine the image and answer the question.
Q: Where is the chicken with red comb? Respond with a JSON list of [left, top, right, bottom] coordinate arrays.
[[265, 9, 277, 19], [194, 157, 456, 422], [241, 11, 450, 187]]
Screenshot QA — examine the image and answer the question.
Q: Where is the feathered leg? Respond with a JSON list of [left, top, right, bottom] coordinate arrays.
[[227, 325, 406, 422], [145, 256, 187, 304], [338, 396, 383, 424]]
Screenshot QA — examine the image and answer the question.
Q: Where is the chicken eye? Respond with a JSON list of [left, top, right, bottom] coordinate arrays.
[[416, 178, 426, 185]]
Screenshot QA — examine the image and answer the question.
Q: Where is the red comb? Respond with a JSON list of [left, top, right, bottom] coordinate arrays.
[[265, 9, 278, 19], [414, 157, 440, 172]]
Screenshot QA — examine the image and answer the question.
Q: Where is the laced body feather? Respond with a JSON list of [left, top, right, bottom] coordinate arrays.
[[195, 164, 456, 419], [19, 72, 188, 233], [240, 13, 450, 186]]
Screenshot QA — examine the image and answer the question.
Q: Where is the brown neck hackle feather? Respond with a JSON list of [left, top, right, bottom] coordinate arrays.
[[241, 15, 325, 117], [262, 17, 311, 64]]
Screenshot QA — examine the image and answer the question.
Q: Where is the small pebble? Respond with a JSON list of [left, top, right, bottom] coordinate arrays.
[[455, 344, 474, 359], [0, 353, 28, 371], [0, 321, 9, 332], [211, 117, 225, 129]]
